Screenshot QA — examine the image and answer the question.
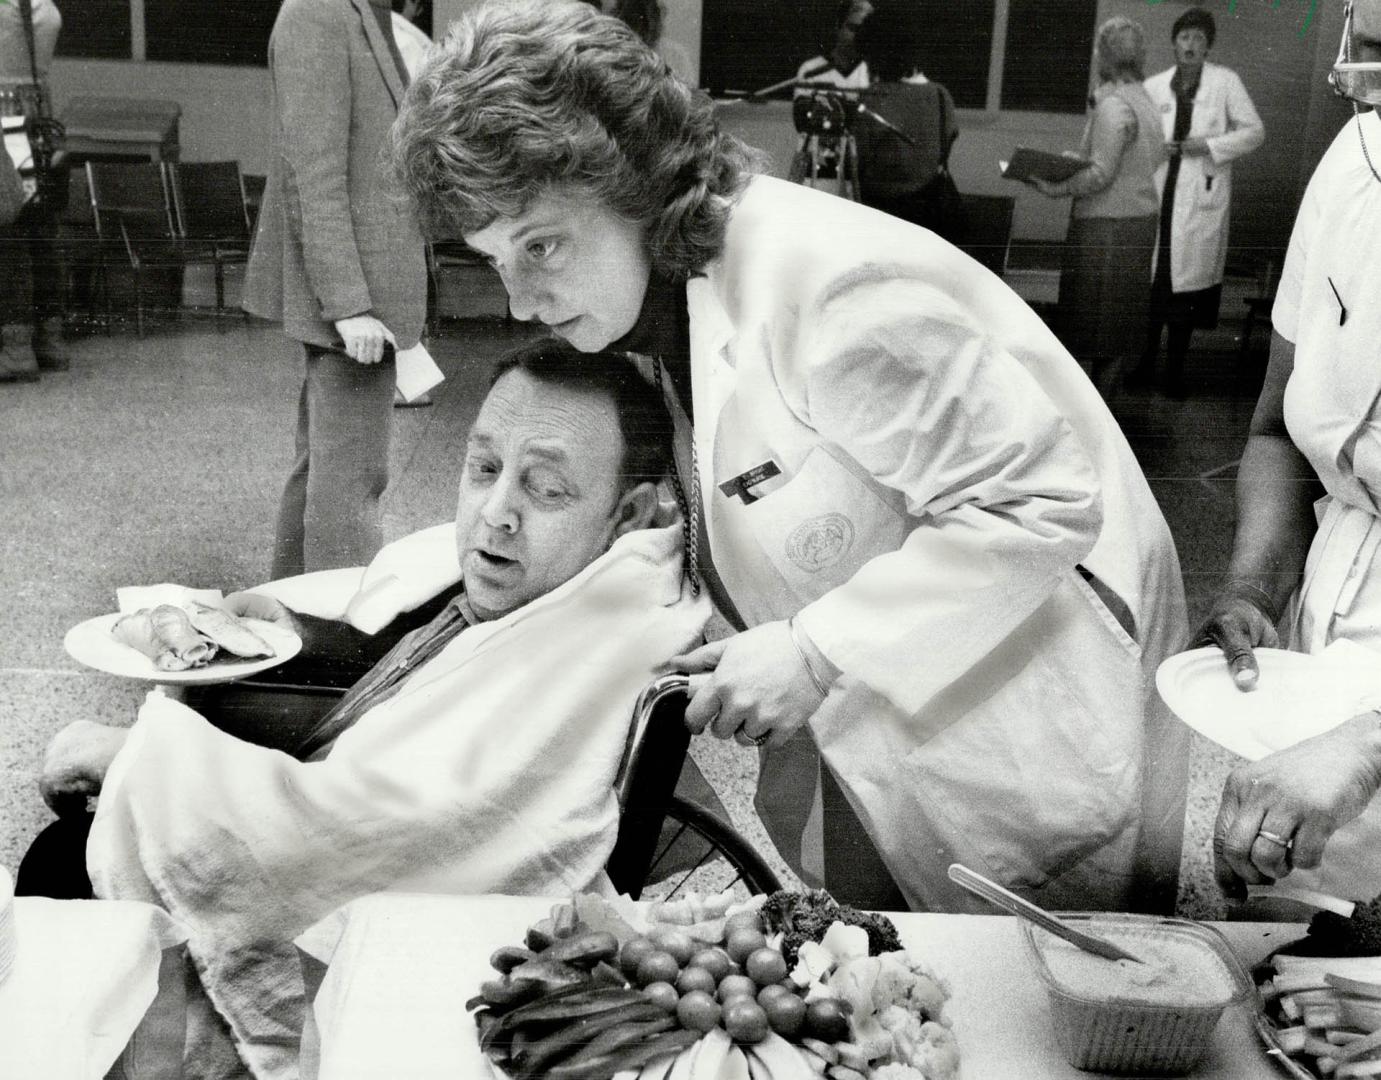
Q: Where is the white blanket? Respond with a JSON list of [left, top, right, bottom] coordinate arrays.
[[87, 525, 709, 1080]]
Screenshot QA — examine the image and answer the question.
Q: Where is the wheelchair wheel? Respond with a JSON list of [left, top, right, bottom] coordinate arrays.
[[641, 795, 782, 901]]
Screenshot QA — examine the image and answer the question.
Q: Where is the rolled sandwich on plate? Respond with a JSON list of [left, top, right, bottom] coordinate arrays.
[[111, 603, 275, 671], [186, 601, 275, 659]]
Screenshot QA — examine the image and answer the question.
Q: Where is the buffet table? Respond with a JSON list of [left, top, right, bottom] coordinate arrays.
[[298, 893, 1305, 1080], [0, 897, 187, 1080]]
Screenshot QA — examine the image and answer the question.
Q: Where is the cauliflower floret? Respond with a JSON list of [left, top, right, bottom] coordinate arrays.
[[873, 952, 949, 1023], [870, 1065, 928, 1080], [878, 1007, 961, 1080], [828, 956, 880, 1016]]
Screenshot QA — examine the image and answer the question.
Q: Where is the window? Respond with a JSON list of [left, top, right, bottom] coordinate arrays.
[[907, 0, 996, 109], [700, 0, 1097, 113], [1001, 0, 1098, 112], [55, 0, 132, 61], [144, 0, 280, 67]]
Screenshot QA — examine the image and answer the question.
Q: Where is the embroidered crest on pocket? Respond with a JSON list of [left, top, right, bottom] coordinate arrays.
[[786, 513, 855, 572]]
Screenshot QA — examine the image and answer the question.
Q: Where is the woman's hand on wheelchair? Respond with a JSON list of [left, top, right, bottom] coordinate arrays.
[[671, 621, 827, 750]]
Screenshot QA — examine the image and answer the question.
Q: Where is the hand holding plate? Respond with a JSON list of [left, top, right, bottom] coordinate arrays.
[[1213, 712, 1381, 894], [1192, 583, 1281, 691]]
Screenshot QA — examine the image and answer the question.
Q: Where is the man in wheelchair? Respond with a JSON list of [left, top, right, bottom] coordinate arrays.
[[24, 338, 710, 1080]]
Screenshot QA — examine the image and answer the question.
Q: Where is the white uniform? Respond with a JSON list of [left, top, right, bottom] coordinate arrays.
[[676, 176, 1188, 913], [1273, 111, 1381, 900], [390, 11, 431, 80], [1145, 62, 1264, 293]]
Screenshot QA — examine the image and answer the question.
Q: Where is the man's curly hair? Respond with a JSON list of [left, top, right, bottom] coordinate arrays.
[[390, 0, 764, 279]]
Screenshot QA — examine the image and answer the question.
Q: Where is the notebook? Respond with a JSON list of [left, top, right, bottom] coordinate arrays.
[[1000, 147, 1092, 184]]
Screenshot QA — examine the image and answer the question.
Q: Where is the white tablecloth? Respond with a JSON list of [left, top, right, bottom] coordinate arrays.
[[298, 893, 1306, 1080], [0, 898, 187, 1079]]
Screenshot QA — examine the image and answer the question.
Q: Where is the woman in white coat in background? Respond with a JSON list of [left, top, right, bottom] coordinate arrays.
[[392, 0, 1190, 914], [1135, 6, 1263, 397]]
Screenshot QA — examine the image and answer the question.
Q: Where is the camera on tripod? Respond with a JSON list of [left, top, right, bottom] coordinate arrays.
[[792, 90, 857, 136]]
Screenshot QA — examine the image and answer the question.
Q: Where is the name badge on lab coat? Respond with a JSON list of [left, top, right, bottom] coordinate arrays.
[[718, 461, 782, 504]]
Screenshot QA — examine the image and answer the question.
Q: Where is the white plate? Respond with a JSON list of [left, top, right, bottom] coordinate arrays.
[[63, 613, 302, 684], [1156, 646, 1381, 761]]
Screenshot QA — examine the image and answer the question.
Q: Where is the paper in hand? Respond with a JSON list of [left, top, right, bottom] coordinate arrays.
[[394, 341, 445, 402]]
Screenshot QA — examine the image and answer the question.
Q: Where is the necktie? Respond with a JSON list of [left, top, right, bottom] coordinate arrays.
[[297, 596, 472, 760]]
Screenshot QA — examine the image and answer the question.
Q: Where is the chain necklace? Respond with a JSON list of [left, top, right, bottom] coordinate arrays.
[[652, 359, 702, 597], [1356, 105, 1381, 184]]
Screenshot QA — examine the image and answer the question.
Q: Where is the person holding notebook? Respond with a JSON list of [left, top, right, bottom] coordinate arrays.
[[1025, 16, 1166, 396]]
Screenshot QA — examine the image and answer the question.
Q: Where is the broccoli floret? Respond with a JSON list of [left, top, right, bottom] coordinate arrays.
[[760, 889, 839, 936], [1307, 897, 1381, 956], [760, 890, 902, 964]]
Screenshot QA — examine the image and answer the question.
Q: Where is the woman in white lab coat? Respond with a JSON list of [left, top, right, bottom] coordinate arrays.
[[1135, 7, 1263, 397], [392, 0, 1190, 913]]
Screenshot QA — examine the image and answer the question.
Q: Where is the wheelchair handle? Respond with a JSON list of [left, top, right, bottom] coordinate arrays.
[[635, 672, 710, 715]]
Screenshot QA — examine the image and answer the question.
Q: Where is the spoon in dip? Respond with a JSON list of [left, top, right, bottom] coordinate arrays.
[[948, 863, 1145, 965]]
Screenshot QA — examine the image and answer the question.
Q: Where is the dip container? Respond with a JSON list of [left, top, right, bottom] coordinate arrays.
[[1020, 913, 1252, 1075]]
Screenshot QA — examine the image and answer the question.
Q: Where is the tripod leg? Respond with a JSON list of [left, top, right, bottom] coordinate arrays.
[[841, 134, 859, 202]]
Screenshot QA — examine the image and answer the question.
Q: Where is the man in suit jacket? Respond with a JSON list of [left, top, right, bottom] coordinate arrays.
[[244, 0, 427, 578]]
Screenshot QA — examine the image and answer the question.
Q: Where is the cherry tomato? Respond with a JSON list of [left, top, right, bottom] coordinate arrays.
[[717, 973, 758, 1003], [636, 951, 680, 988], [804, 999, 850, 1042], [690, 948, 734, 983], [650, 927, 697, 967], [763, 993, 807, 1038], [723, 998, 770, 1044], [676, 966, 718, 996], [619, 937, 656, 979], [676, 990, 723, 1033], [725, 928, 767, 965], [643, 981, 680, 1013], [745, 947, 789, 987], [756, 983, 793, 1009]]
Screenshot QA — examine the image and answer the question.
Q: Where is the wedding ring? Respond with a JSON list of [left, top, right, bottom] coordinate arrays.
[[1257, 829, 1293, 850], [746, 731, 769, 747]]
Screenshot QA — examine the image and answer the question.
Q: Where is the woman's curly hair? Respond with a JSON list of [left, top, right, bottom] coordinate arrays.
[[1095, 16, 1147, 83], [390, 0, 764, 279]]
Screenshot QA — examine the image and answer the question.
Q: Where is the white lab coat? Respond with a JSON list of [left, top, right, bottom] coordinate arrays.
[[1145, 62, 1264, 293], [1266, 111, 1381, 901], [677, 176, 1188, 913]]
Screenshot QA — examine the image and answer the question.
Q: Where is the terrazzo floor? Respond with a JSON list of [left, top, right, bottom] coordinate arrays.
[[0, 269, 1268, 919]]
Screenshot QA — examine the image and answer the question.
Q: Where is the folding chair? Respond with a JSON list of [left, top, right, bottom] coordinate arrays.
[[1237, 259, 1279, 368], [170, 161, 252, 312], [85, 161, 182, 335], [954, 194, 1015, 278], [427, 237, 512, 331], [56, 167, 105, 331]]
